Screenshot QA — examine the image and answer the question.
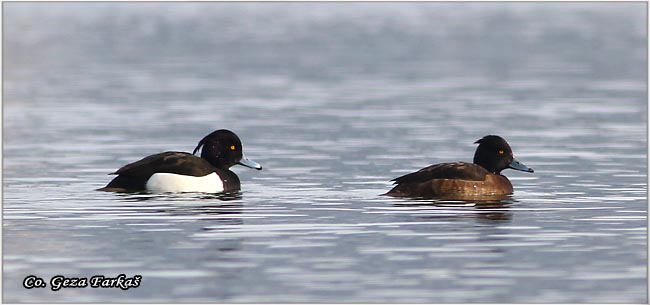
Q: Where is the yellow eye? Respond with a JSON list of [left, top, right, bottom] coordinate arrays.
[[230, 145, 236, 151], [498, 150, 504, 155]]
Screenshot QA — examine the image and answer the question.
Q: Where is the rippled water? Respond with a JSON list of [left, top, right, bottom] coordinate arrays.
[[3, 2, 647, 303]]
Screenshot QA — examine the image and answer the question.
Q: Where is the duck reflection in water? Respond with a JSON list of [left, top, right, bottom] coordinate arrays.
[[112, 191, 243, 202], [392, 198, 514, 222], [108, 192, 246, 225]]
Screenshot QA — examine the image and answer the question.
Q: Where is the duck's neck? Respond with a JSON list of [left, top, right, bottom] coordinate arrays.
[[473, 154, 500, 174], [201, 151, 230, 171]]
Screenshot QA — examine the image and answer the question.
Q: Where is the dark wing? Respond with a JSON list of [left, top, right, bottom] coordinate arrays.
[[391, 162, 488, 184], [112, 151, 216, 177]]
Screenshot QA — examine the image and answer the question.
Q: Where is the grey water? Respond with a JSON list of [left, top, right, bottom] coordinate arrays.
[[3, 2, 647, 303]]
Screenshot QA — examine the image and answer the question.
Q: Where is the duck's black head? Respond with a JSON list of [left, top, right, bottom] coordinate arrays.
[[473, 135, 533, 174], [192, 129, 262, 171]]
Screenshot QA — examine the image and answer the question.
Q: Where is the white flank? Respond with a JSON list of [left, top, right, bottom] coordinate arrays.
[[146, 172, 224, 193]]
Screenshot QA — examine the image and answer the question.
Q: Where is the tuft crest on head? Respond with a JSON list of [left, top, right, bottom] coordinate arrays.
[[192, 139, 204, 155], [193, 129, 239, 156], [474, 135, 508, 146]]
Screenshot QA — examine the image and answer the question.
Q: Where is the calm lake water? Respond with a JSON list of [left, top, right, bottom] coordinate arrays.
[[3, 3, 647, 303]]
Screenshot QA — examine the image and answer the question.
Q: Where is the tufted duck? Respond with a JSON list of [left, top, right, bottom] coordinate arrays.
[[385, 135, 533, 199], [98, 129, 261, 193]]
